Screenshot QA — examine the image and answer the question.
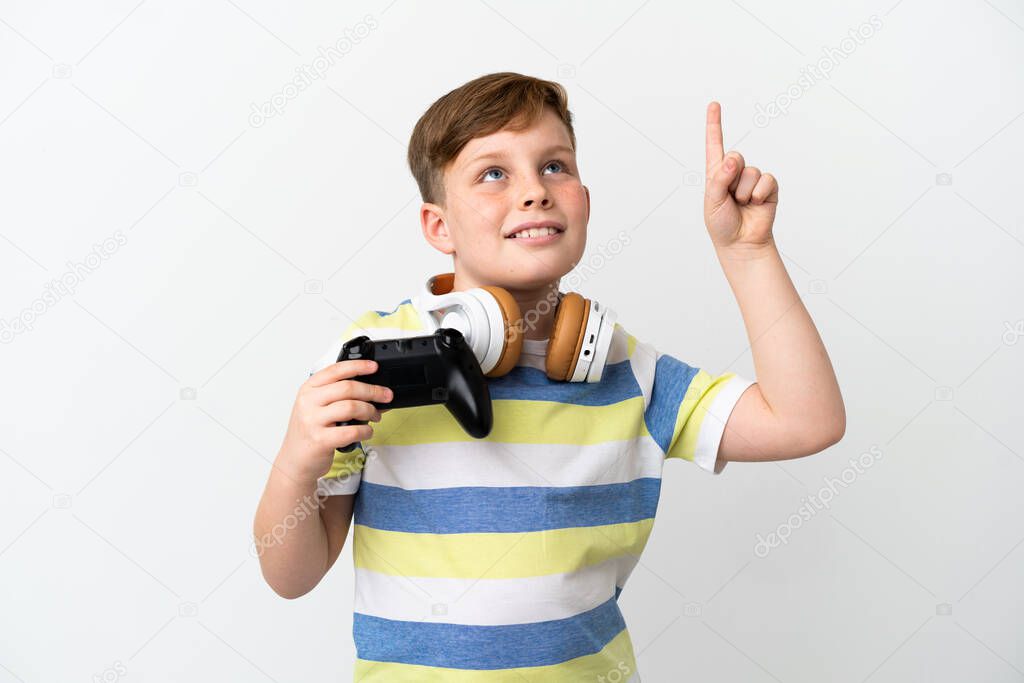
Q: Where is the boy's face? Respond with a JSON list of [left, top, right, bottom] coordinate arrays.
[[420, 107, 589, 292]]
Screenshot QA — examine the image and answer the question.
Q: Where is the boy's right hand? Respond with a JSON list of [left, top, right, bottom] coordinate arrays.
[[277, 359, 394, 483]]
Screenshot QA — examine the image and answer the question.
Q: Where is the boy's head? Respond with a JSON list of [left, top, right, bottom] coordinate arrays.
[[408, 72, 589, 293]]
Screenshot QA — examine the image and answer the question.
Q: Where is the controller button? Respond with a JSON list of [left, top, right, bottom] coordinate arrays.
[[441, 329, 461, 348]]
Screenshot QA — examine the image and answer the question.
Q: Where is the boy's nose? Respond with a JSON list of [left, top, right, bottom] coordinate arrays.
[[519, 177, 551, 209]]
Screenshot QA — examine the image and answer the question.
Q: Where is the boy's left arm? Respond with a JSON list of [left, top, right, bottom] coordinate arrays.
[[702, 101, 846, 463]]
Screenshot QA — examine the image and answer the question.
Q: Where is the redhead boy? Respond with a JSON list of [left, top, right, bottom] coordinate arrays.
[[254, 72, 845, 681]]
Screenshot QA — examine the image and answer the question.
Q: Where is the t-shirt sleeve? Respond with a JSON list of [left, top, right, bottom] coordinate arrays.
[[643, 350, 755, 475], [306, 320, 368, 497]]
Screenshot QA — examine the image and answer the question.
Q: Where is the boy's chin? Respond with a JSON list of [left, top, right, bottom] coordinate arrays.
[[488, 265, 574, 292]]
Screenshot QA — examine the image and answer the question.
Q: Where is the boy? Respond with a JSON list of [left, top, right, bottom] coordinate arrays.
[[254, 72, 845, 680]]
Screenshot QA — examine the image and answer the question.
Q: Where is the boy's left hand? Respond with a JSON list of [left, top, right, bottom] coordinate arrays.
[[704, 101, 779, 251]]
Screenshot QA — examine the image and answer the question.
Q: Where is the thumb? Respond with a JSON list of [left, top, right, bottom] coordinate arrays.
[[706, 156, 740, 207]]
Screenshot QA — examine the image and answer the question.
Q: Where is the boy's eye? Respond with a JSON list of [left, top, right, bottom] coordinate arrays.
[[480, 160, 567, 183]]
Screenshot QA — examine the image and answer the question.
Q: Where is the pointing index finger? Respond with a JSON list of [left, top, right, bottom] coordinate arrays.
[[706, 101, 724, 176]]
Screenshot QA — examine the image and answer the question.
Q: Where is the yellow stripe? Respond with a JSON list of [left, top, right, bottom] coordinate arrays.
[[352, 302, 424, 331], [669, 368, 738, 462], [323, 446, 366, 480], [352, 625, 637, 682], [353, 518, 653, 579], [366, 395, 648, 446]]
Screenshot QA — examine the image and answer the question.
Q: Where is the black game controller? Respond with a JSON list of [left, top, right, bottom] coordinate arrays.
[[334, 328, 493, 452]]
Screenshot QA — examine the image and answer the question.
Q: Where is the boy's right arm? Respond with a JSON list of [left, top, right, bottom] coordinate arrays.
[[252, 359, 392, 599], [321, 493, 356, 571], [252, 464, 355, 598]]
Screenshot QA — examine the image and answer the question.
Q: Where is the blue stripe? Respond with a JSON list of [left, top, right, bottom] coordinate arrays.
[[354, 478, 661, 533], [488, 358, 640, 406], [373, 298, 412, 316], [354, 595, 625, 669], [644, 353, 700, 453]]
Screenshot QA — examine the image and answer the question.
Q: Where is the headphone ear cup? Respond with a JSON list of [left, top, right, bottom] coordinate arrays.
[[546, 293, 589, 381], [479, 286, 523, 377]]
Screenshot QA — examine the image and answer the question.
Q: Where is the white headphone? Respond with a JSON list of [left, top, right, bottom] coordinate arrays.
[[412, 272, 617, 383]]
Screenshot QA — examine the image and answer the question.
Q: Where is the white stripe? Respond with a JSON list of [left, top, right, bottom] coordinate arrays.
[[361, 436, 666, 490], [693, 375, 756, 474], [354, 555, 638, 625], [317, 473, 360, 496]]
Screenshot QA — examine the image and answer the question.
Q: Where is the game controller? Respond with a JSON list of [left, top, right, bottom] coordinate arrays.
[[334, 327, 493, 452]]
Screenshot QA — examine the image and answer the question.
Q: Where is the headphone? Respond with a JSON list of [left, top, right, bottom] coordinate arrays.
[[412, 272, 618, 383]]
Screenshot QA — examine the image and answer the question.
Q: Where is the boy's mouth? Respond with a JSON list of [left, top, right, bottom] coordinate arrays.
[[504, 221, 565, 240]]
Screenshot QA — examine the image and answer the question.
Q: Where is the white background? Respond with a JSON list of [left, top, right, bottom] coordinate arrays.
[[1, 1, 1022, 681]]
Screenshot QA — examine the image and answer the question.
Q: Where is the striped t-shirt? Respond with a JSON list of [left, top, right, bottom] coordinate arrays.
[[309, 298, 754, 681]]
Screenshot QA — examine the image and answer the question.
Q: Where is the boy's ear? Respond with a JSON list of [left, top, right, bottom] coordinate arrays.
[[420, 202, 455, 255]]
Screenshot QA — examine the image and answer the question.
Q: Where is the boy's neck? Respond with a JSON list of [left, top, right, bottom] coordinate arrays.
[[451, 271, 560, 341]]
